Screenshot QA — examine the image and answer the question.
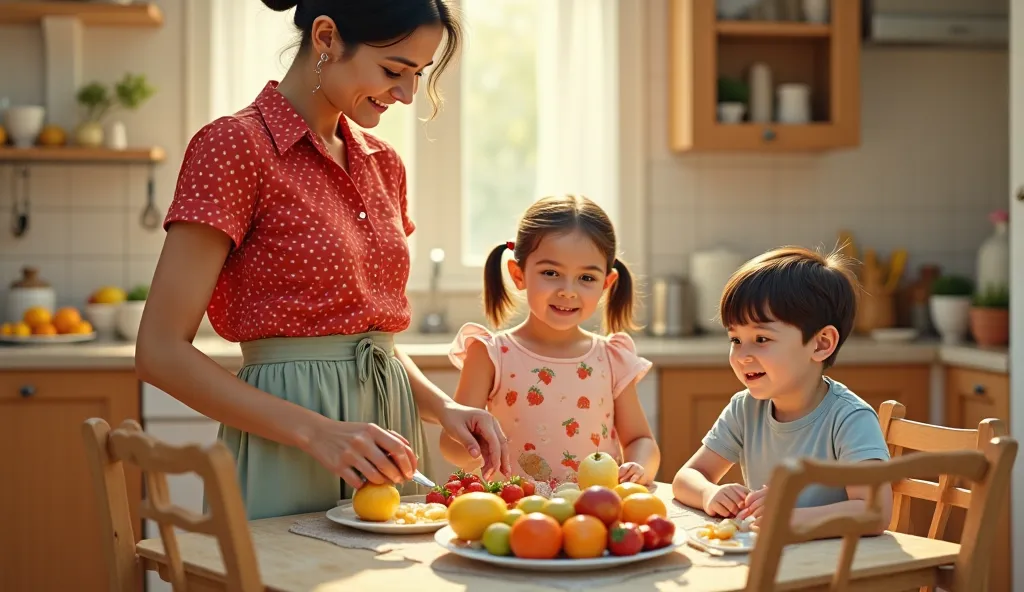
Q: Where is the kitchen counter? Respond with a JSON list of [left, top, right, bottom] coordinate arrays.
[[0, 333, 1009, 374]]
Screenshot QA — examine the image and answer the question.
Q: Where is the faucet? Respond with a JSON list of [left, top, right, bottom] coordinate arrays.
[[419, 247, 449, 334]]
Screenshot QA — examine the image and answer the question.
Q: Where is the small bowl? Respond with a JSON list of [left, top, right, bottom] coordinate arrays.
[[116, 300, 146, 341], [4, 105, 46, 148], [870, 328, 918, 343], [85, 303, 121, 340]]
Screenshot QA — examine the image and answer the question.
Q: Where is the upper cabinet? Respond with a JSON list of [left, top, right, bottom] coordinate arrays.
[[668, 0, 861, 152]]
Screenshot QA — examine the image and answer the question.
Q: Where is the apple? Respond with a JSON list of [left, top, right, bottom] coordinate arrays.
[[578, 451, 619, 489], [573, 486, 622, 526], [608, 521, 644, 556], [541, 497, 576, 524], [643, 515, 676, 550]]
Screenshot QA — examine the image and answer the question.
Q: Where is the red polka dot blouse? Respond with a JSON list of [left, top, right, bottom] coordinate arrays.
[[164, 81, 415, 342]]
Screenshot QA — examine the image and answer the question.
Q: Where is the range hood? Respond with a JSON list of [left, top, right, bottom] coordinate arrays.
[[863, 0, 1008, 47]]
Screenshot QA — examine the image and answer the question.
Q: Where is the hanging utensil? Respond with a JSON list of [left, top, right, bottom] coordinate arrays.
[[10, 166, 29, 238], [139, 165, 160, 231]]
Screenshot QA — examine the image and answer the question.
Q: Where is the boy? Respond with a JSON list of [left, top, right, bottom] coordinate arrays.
[[672, 246, 893, 533]]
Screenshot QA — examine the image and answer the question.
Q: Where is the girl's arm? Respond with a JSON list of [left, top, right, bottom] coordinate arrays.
[[136, 223, 416, 490], [613, 382, 661, 485], [439, 340, 496, 471]]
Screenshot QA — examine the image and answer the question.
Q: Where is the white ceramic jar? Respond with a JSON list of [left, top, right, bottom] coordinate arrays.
[[6, 267, 56, 323]]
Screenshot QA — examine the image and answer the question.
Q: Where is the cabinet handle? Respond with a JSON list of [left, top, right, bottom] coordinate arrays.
[[1016, 186, 1024, 202], [973, 384, 986, 395], [19, 385, 35, 398], [762, 128, 777, 142]]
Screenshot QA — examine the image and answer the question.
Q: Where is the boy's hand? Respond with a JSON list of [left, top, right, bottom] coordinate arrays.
[[702, 483, 750, 517], [736, 486, 768, 521], [618, 462, 645, 483]]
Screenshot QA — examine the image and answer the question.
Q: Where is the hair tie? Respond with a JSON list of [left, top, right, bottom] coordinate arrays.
[[506, 241, 515, 251]]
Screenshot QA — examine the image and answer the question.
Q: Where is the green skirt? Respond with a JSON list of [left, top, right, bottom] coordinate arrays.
[[221, 332, 428, 520]]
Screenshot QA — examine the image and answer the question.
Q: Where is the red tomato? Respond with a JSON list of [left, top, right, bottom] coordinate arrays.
[[607, 522, 644, 556], [643, 516, 676, 550]]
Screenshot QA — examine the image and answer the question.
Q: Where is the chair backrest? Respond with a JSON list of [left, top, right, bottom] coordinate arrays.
[[878, 400, 1007, 537], [81, 417, 261, 592], [745, 436, 1018, 592]]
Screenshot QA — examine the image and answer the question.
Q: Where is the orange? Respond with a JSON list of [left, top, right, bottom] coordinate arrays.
[[509, 512, 562, 559], [52, 307, 82, 334], [447, 492, 507, 540], [620, 493, 667, 524], [561, 514, 608, 559], [11, 322, 31, 337], [22, 306, 51, 329], [70, 320, 94, 335], [32, 323, 58, 336]]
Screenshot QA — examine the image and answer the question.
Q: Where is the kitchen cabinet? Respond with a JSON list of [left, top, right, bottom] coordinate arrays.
[[0, 370, 141, 592], [655, 364, 931, 483], [668, 0, 860, 152]]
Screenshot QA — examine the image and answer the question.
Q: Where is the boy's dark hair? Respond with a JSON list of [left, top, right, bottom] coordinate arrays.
[[718, 246, 859, 369]]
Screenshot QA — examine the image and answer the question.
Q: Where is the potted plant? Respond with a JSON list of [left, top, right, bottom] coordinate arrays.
[[717, 77, 749, 124], [929, 275, 974, 345], [116, 284, 149, 342], [75, 82, 112, 147], [109, 73, 156, 150], [970, 283, 1009, 346]]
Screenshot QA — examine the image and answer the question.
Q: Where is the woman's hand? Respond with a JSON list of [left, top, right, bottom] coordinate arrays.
[[439, 402, 510, 480], [300, 419, 418, 491]]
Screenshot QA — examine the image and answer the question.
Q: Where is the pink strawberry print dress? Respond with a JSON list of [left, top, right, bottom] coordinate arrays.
[[449, 322, 653, 488]]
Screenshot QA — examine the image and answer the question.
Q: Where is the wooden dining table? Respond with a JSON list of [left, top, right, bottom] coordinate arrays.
[[136, 482, 961, 591]]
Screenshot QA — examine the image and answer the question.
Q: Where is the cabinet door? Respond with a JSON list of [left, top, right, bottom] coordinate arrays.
[[825, 365, 931, 421], [0, 371, 141, 592], [657, 368, 743, 484]]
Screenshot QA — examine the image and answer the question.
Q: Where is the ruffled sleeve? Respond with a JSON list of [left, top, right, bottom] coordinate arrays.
[[606, 333, 653, 398], [448, 322, 502, 398]]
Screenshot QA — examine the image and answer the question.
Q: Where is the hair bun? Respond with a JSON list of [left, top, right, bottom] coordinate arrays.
[[260, 0, 299, 11]]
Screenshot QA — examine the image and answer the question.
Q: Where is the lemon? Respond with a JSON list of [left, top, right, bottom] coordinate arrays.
[[613, 482, 649, 499], [447, 492, 508, 541], [12, 322, 31, 337], [91, 286, 127, 304], [0, 323, 11, 336], [351, 483, 401, 522]]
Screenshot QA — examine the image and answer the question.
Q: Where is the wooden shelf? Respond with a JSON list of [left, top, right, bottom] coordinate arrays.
[[0, 2, 163, 27], [0, 146, 166, 164], [716, 20, 832, 39]]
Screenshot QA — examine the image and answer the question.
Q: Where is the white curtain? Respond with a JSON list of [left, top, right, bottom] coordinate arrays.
[[535, 0, 620, 222]]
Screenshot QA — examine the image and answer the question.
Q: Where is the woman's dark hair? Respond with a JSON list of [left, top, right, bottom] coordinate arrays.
[[261, 0, 461, 118], [483, 195, 639, 335]]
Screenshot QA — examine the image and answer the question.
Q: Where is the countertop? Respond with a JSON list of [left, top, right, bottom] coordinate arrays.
[[0, 332, 1009, 374]]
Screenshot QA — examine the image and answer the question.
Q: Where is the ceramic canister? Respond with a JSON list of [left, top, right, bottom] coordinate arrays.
[[7, 266, 57, 323]]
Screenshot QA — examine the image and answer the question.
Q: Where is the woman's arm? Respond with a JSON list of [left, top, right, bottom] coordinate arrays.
[[136, 222, 416, 489], [613, 382, 660, 485]]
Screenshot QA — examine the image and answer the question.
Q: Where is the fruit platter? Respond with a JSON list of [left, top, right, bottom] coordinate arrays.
[[0, 305, 96, 344]]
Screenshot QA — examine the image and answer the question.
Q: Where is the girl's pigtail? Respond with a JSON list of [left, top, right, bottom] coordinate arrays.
[[605, 259, 639, 334], [484, 243, 514, 328]]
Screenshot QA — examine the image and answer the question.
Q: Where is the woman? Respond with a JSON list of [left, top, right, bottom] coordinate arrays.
[[136, 0, 510, 520]]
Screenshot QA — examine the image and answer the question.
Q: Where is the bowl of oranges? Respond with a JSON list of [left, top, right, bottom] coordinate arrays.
[[0, 305, 96, 345]]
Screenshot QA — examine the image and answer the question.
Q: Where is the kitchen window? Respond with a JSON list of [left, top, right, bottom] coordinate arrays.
[[188, 0, 643, 292]]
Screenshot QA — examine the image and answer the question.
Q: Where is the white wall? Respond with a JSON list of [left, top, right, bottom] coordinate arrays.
[[1009, 0, 1023, 580]]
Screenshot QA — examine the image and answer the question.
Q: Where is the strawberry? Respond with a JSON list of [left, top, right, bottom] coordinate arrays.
[[562, 417, 580, 437], [505, 389, 518, 406], [447, 469, 467, 484], [425, 486, 449, 505], [532, 367, 555, 385], [484, 479, 503, 495], [561, 451, 580, 471], [591, 433, 601, 447], [577, 362, 593, 379], [577, 396, 590, 409], [460, 473, 482, 488], [444, 480, 463, 494], [507, 475, 536, 497], [524, 442, 536, 451], [526, 386, 544, 406], [500, 482, 524, 506], [465, 481, 486, 493]]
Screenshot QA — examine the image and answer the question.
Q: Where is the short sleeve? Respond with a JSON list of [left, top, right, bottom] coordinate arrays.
[[448, 323, 501, 397], [397, 158, 415, 237], [834, 408, 891, 463], [701, 392, 746, 464], [606, 333, 653, 397], [163, 117, 261, 248]]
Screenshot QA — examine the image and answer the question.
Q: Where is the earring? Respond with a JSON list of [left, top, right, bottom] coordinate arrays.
[[312, 52, 328, 94]]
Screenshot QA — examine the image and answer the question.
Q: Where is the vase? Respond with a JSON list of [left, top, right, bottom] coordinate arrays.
[[76, 121, 104, 147], [929, 295, 972, 345]]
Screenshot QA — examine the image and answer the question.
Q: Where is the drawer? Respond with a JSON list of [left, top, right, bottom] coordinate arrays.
[[945, 366, 1010, 429], [0, 370, 139, 402]]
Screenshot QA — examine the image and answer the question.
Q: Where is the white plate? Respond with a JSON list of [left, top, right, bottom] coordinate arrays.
[[433, 524, 686, 572], [0, 332, 97, 345], [686, 525, 757, 554], [326, 495, 448, 535]]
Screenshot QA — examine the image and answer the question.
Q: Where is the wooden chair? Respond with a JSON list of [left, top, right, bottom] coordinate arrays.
[[878, 399, 1009, 592], [745, 435, 1017, 591], [81, 417, 262, 592]]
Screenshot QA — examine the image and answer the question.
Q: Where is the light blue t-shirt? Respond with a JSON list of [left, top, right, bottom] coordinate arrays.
[[701, 377, 891, 508]]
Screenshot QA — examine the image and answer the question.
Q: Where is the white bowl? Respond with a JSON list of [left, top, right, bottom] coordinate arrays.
[[84, 303, 121, 341], [116, 301, 146, 341], [4, 105, 46, 148]]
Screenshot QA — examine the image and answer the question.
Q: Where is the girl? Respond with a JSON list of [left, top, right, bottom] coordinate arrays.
[[441, 195, 660, 490], [136, 0, 509, 521]]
